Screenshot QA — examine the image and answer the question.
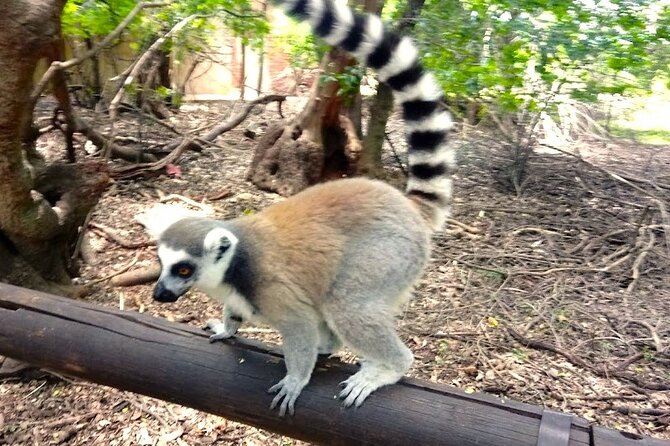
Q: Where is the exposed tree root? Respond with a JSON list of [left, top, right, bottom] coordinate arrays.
[[110, 263, 161, 287]]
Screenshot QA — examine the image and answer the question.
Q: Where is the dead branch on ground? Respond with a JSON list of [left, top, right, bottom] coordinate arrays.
[[89, 223, 153, 249], [110, 137, 192, 179], [160, 94, 286, 153], [507, 326, 670, 391]]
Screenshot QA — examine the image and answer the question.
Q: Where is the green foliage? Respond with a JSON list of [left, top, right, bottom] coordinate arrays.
[[61, 0, 270, 107], [408, 0, 670, 118], [274, 25, 328, 69], [320, 65, 365, 105], [62, 0, 270, 55], [62, 0, 136, 38]]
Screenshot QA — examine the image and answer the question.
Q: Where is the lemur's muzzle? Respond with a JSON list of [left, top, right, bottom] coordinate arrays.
[[153, 281, 179, 302]]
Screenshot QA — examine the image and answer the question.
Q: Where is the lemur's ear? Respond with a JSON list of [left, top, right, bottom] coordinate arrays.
[[204, 227, 235, 261]]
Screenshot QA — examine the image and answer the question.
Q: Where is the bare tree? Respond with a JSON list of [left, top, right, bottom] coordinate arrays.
[[247, 0, 427, 193]]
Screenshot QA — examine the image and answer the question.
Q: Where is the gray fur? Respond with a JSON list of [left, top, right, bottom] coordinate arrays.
[[159, 218, 221, 258]]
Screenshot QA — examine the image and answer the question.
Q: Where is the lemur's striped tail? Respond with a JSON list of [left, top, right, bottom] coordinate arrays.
[[273, 0, 455, 230]]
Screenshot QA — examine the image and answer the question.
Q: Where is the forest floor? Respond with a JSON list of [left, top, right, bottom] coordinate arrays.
[[1, 98, 669, 445]]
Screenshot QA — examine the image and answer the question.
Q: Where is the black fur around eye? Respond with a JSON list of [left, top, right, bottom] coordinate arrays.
[[171, 262, 195, 279]]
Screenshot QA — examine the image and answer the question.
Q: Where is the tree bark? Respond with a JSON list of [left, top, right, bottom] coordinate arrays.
[[136, 49, 172, 119], [85, 37, 103, 107], [0, 0, 108, 293], [248, 48, 362, 195]]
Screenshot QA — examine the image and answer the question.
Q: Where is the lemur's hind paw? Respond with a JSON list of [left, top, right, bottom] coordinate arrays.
[[268, 376, 306, 416]]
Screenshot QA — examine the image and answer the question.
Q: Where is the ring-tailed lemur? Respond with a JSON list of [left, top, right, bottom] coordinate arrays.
[[153, 0, 455, 416]]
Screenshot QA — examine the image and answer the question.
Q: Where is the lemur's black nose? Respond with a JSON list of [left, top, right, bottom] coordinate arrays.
[[153, 282, 178, 302]]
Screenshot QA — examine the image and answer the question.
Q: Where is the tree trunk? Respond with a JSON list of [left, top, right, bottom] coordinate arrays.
[[0, 0, 109, 294], [85, 37, 103, 108], [359, 83, 394, 176], [358, 0, 426, 177], [136, 49, 172, 119], [248, 48, 362, 195]]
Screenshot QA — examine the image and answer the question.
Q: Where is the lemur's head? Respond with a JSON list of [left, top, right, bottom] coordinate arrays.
[[153, 219, 238, 303]]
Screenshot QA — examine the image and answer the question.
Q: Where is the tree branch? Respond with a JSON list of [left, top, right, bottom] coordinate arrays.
[[31, 1, 167, 103], [108, 14, 203, 124]]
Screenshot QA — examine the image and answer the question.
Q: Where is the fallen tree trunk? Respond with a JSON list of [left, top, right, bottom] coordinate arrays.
[[0, 283, 664, 446]]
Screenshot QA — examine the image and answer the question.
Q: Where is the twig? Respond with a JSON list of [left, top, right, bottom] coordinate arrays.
[[446, 219, 482, 234], [21, 411, 100, 429], [159, 194, 213, 213], [569, 394, 648, 402], [449, 258, 508, 278], [457, 204, 551, 216], [89, 222, 153, 249], [627, 230, 656, 293], [510, 227, 561, 236], [624, 320, 665, 353], [159, 94, 286, 154], [206, 188, 233, 201], [610, 406, 670, 417], [506, 326, 670, 391], [514, 266, 607, 276], [87, 254, 141, 285], [122, 394, 175, 428], [118, 102, 182, 136], [616, 352, 645, 371], [384, 132, 407, 176], [110, 137, 192, 179], [71, 209, 95, 264]]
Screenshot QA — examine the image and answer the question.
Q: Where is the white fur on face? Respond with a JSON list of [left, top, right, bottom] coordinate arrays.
[[196, 228, 260, 321], [197, 227, 239, 291], [156, 227, 256, 317], [157, 246, 189, 268], [156, 246, 193, 297]]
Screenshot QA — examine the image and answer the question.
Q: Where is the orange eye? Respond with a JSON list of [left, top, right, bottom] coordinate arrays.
[[178, 266, 192, 277]]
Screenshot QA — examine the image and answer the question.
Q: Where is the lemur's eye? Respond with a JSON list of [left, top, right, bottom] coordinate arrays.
[[171, 262, 195, 279], [178, 266, 192, 277]]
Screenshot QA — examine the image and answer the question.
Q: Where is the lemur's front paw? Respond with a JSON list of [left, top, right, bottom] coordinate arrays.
[[204, 319, 236, 342], [268, 376, 306, 416]]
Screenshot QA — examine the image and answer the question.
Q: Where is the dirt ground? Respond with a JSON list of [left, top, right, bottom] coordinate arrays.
[[1, 98, 669, 445]]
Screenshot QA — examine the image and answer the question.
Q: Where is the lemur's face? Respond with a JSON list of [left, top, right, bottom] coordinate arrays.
[[153, 226, 238, 303], [153, 247, 199, 302]]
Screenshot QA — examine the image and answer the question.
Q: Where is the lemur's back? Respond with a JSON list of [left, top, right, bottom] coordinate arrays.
[[260, 177, 427, 231], [244, 178, 431, 306]]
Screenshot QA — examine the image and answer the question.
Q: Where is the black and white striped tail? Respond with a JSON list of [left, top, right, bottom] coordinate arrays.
[[273, 0, 455, 229]]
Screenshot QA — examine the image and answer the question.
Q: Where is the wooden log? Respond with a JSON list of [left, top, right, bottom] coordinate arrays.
[[0, 283, 666, 446]]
